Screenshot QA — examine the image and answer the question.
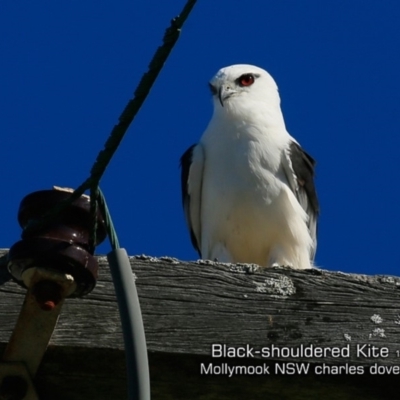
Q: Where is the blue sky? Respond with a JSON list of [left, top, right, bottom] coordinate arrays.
[[1, 1, 400, 276]]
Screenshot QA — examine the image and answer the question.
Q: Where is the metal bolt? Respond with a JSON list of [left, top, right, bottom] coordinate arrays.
[[32, 280, 63, 311]]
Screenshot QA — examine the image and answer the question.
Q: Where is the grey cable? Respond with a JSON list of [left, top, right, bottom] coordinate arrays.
[[107, 249, 150, 400]]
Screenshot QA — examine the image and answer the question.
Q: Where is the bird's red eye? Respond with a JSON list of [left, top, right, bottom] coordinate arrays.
[[238, 73, 255, 87]]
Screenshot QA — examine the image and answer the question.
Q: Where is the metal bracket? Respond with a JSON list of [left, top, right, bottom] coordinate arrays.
[[0, 267, 76, 399]]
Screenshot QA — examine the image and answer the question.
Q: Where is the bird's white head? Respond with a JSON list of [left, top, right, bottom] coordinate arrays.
[[209, 65, 281, 117]]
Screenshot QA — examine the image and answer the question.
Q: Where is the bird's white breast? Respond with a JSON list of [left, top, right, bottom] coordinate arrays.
[[199, 114, 304, 266]]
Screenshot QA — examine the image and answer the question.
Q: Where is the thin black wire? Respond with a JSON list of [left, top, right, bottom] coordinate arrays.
[[97, 188, 120, 250], [22, 0, 197, 241]]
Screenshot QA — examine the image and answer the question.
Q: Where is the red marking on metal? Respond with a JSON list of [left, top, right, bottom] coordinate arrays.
[[39, 300, 56, 311]]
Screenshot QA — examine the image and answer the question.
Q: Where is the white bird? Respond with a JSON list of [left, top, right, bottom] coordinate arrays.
[[180, 64, 319, 269]]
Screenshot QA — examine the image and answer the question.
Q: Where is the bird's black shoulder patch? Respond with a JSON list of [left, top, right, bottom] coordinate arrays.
[[289, 141, 319, 214], [180, 144, 196, 205], [180, 144, 201, 255]]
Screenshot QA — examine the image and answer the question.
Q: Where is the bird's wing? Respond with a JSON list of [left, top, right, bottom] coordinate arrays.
[[282, 141, 319, 259], [180, 144, 205, 256]]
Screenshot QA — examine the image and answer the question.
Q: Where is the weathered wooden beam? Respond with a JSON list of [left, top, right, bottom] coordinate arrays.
[[1, 249, 400, 399]]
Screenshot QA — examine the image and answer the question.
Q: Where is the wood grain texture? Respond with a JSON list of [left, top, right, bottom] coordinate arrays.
[[1, 249, 400, 399]]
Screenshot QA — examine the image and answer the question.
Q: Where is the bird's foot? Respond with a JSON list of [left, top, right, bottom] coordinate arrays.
[[271, 263, 293, 268]]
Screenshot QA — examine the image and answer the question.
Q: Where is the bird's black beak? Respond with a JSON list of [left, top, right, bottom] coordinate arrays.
[[209, 82, 224, 106], [218, 86, 224, 107], [217, 85, 237, 107], [210, 82, 236, 107]]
